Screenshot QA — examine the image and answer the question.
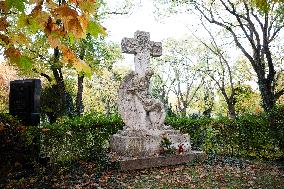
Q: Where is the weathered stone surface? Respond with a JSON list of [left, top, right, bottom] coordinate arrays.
[[117, 151, 207, 171], [111, 30, 194, 159], [110, 129, 190, 157], [121, 31, 162, 76], [117, 70, 165, 132]]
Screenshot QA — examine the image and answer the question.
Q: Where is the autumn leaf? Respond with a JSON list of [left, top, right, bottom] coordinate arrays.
[[17, 56, 33, 70], [78, 14, 89, 33], [78, 1, 97, 13], [11, 33, 30, 47], [0, 1, 8, 13], [4, 47, 21, 58], [17, 14, 41, 33], [0, 17, 9, 32], [0, 34, 11, 45], [66, 18, 84, 38], [53, 4, 78, 23], [16, 126, 27, 132], [47, 34, 60, 48], [60, 44, 92, 76]]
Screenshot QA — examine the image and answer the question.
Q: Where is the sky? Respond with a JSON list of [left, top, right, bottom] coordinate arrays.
[[102, 0, 194, 70], [103, 0, 189, 43]]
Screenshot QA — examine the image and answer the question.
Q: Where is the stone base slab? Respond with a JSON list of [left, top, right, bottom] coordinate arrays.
[[110, 131, 190, 157], [115, 151, 206, 171]]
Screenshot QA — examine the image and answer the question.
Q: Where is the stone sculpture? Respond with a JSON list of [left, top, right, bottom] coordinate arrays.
[[110, 31, 191, 157]]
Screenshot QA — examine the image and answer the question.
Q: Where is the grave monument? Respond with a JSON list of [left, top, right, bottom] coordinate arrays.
[[110, 31, 206, 168], [9, 79, 41, 126]]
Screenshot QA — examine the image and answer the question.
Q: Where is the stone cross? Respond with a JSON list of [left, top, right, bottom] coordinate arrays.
[[121, 31, 162, 76]]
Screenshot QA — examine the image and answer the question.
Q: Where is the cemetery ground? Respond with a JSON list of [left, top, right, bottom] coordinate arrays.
[[1, 154, 284, 188]]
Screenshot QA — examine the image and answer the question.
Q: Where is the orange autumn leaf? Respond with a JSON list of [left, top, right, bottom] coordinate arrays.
[[66, 18, 84, 38], [79, 14, 89, 32], [59, 44, 92, 75], [60, 44, 77, 63], [4, 47, 21, 58], [0, 17, 9, 32], [45, 17, 66, 36], [47, 34, 60, 48], [53, 4, 78, 22]]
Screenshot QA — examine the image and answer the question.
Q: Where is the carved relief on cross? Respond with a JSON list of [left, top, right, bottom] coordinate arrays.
[[121, 31, 162, 76]]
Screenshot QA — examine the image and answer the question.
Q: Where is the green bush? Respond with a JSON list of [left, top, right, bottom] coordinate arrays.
[[39, 113, 123, 163], [165, 116, 212, 150], [166, 108, 284, 160]]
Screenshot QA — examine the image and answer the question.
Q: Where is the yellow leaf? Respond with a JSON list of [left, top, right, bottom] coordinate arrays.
[[27, 0, 42, 4], [78, 1, 97, 13], [59, 44, 92, 75], [45, 0, 57, 9], [30, 3, 49, 30], [11, 33, 30, 47], [78, 14, 89, 32]]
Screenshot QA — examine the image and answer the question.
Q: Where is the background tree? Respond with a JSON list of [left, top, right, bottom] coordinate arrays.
[[153, 38, 204, 116], [190, 0, 284, 111], [157, 0, 284, 111]]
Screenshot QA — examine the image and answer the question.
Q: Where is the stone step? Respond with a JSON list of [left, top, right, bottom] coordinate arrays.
[[114, 151, 206, 171]]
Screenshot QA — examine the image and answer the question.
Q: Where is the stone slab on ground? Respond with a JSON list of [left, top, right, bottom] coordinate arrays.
[[116, 151, 206, 171]]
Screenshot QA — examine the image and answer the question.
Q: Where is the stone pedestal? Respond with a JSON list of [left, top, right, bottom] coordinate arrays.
[[110, 127, 190, 157]]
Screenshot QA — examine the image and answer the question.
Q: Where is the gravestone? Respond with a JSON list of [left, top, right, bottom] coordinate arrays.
[[110, 31, 206, 170], [9, 79, 41, 126]]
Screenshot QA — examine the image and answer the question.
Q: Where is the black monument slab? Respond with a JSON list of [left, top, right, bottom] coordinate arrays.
[[9, 79, 41, 126]]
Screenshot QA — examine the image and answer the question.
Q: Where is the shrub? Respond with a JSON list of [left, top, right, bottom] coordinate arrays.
[[39, 113, 123, 163], [166, 111, 284, 160]]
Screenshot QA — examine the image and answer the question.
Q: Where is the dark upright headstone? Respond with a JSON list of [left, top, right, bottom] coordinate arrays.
[[9, 79, 41, 126]]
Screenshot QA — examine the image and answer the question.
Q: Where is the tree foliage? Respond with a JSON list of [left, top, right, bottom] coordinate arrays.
[[0, 0, 106, 74]]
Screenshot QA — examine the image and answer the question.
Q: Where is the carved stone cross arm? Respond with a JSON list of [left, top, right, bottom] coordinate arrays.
[[121, 31, 162, 76]]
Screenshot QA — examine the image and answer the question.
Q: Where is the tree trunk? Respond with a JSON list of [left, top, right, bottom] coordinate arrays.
[[52, 47, 74, 116], [227, 102, 236, 119], [258, 78, 275, 111], [76, 74, 84, 115]]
